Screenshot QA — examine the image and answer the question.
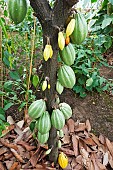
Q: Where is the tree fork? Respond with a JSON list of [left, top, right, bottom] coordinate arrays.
[[29, 0, 79, 163]]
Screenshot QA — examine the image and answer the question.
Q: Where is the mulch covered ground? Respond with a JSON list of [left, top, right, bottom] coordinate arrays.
[[0, 116, 113, 170]]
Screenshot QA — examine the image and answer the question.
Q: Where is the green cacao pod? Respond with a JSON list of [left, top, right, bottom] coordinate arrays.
[[56, 80, 64, 95], [37, 111, 51, 134], [28, 99, 46, 119], [51, 109, 65, 130], [70, 12, 88, 45], [59, 102, 72, 119], [58, 64, 76, 89], [59, 43, 75, 66], [37, 131, 49, 144], [8, 0, 27, 25]]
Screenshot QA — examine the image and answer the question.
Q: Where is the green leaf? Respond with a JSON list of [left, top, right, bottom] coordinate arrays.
[[0, 114, 5, 121], [86, 78, 93, 87], [0, 107, 5, 115], [102, 18, 112, 29], [32, 75, 39, 88], [109, 0, 113, 5], [29, 121, 36, 132], [4, 81, 13, 92], [4, 103, 14, 111], [91, 0, 97, 2], [9, 71, 20, 80]]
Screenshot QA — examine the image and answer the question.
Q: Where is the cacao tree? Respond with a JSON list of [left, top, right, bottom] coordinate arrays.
[[28, 0, 79, 163]]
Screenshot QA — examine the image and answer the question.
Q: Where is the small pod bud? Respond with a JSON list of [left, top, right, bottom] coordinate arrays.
[[42, 80, 47, 91]]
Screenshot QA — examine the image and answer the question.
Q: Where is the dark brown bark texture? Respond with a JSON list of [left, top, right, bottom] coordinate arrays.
[[29, 0, 78, 163]]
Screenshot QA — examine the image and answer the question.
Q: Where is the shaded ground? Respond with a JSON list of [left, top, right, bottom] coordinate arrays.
[[61, 90, 113, 141]]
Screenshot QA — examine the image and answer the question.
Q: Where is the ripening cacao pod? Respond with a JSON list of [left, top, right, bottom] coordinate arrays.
[[42, 80, 47, 91], [66, 18, 75, 37], [37, 111, 51, 134], [56, 80, 64, 95], [65, 36, 70, 45], [8, 0, 27, 25], [58, 32, 65, 50], [28, 99, 46, 119], [59, 43, 75, 66], [51, 109, 65, 130], [43, 45, 53, 61], [58, 64, 76, 89], [59, 102, 72, 119], [37, 131, 49, 144], [58, 152, 68, 169], [70, 12, 88, 45]]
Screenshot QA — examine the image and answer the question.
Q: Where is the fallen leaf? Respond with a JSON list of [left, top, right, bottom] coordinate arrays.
[[35, 164, 47, 170], [0, 161, 5, 170], [0, 138, 18, 150], [4, 152, 13, 160], [30, 147, 41, 167], [74, 164, 83, 170], [99, 134, 105, 145], [86, 119, 91, 132], [10, 162, 19, 170], [80, 137, 96, 146], [16, 120, 24, 129], [75, 123, 86, 132], [75, 155, 82, 165], [108, 151, 113, 168], [59, 147, 74, 155], [61, 135, 70, 144], [72, 135, 79, 156], [71, 158, 78, 169], [90, 133, 101, 146], [5, 160, 13, 170], [10, 148, 24, 163], [7, 116, 15, 124], [0, 147, 8, 156], [103, 152, 109, 166], [106, 138, 113, 157], [67, 119, 75, 133], [17, 140, 36, 151]]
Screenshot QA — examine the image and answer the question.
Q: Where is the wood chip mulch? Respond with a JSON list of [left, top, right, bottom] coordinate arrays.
[[0, 117, 113, 170]]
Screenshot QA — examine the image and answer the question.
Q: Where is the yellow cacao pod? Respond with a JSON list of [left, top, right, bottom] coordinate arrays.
[[66, 19, 75, 37], [42, 80, 47, 91], [58, 152, 68, 169], [58, 32, 65, 50], [43, 45, 53, 61]]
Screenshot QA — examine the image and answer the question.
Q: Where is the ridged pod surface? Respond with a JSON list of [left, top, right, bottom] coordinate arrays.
[[37, 131, 49, 144], [58, 152, 68, 169], [51, 109, 65, 130], [59, 43, 75, 66], [59, 102, 72, 119], [70, 12, 88, 45], [58, 64, 76, 89], [8, 0, 27, 25], [56, 80, 64, 95], [58, 32, 65, 50], [28, 99, 46, 119], [37, 111, 51, 134]]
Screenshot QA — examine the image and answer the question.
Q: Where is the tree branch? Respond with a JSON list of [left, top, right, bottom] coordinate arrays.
[[66, 0, 79, 7], [29, 0, 51, 24]]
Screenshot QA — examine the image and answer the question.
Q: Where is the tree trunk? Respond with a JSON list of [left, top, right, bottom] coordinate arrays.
[[29, 0, 78, 163]]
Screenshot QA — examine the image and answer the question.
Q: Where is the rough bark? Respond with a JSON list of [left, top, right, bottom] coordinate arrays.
[[29, 0, 78, 163]]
